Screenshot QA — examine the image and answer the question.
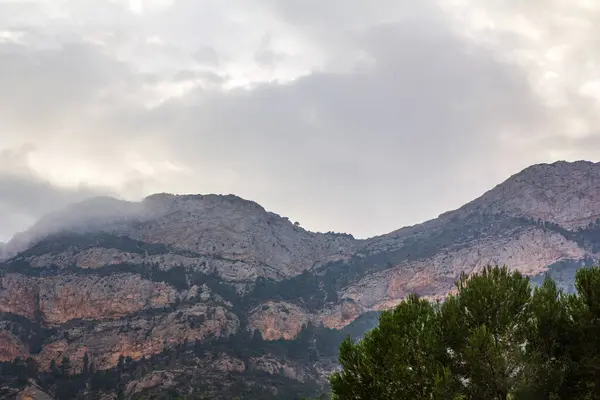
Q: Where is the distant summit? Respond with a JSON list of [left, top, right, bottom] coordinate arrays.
[[450, 160, 600, 229]]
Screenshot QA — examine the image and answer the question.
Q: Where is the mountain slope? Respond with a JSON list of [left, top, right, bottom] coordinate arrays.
[[6, 194, 357, 282], [455, 160, 600, 228], [1, 160, 600, 399]]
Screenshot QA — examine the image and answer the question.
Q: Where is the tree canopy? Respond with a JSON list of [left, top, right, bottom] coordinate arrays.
[[330, 265, 600, 400]]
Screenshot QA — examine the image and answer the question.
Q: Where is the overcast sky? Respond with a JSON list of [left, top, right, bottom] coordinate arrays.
[[1, 0, 600, 241]]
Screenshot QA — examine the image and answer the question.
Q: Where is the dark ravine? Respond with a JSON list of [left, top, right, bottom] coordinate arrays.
[[2, 160, 600, 399]]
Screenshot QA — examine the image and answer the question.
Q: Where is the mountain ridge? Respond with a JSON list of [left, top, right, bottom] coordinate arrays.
[[2, 160, 600, 399], [6, 159, 597, 256]]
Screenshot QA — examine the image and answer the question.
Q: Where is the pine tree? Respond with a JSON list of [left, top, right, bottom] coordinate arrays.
[[83, 353, 90, 376], [59, 357, 71, 377], [25, 357, 38, 378], [117, 354, 125, 374], [330, 265, 600, 399], [50, 359, 59, 378], [331, 294, 457, 399], [440, 266, 531, 399]]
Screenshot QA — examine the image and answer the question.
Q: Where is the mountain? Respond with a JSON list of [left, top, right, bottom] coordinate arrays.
[[2, 160, 600, 399]]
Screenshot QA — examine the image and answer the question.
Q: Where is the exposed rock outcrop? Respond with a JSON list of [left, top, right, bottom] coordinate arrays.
[[34, 303, 239, 371], [248, 302, 311, 340], [0, 273, 178, 325], [24, 247, 284, 282], [343, 226, 588, 312], [319, 300, 365, 330], [0, 330, 27, 362], [249, 355, 310, 383]]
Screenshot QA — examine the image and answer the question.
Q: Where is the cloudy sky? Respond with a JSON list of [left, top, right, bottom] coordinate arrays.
[[1, 0, 599, 241]]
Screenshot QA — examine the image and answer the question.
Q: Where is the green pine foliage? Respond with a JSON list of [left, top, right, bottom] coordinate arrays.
[[330, 265, 600, 400]]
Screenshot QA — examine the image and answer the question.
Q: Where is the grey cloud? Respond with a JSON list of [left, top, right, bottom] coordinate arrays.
[[0, 0, 598, 240], [254, 33, 285, 67], [0, 41, 133, 132], [193, 46, 219, 66], [151, 17, 546, 236], [262, 0, 440, 30], [0, 146, 112, 240]]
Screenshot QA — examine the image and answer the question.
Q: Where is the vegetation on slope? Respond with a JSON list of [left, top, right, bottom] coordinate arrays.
[[0, 308, 380, 399], [4, 228, 600, 399], [7, 264, 600, 399]]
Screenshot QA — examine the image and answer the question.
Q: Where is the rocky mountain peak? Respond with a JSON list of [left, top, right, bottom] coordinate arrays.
[[142, 193, 268, 215], [442, 160, 600, 229], [5, 192, 358, 281]]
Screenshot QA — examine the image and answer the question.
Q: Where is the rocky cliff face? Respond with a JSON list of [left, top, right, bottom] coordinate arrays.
[[2, 161, 600, 399]]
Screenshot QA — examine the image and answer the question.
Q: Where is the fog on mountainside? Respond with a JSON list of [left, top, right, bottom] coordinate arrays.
[[10, 160, 600, 258]]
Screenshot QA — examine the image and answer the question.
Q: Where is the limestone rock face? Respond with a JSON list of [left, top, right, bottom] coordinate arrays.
[[0, 330, 27, 362], [25, 248, 199, 270], [248, 302, 311, 340], [319, 300, 365, 330], [34, 304, 239, 371], [23, 246, 296, 283], [0, 274, 40, 320], [249, 355, 310, 383], [0, 273, 178, 325], [344, 227, 588, 313]]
